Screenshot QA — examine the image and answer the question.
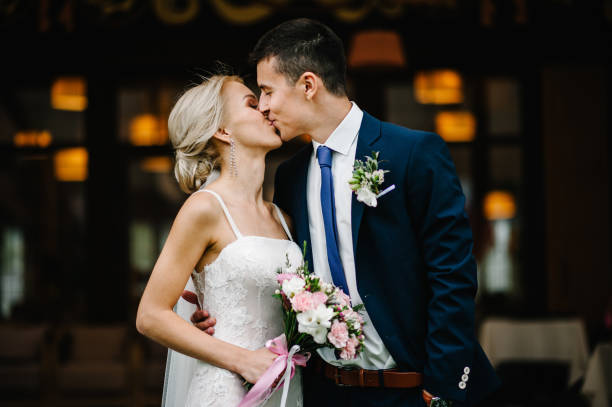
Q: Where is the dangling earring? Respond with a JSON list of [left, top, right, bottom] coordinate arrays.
[[230, 137, 237, 177]]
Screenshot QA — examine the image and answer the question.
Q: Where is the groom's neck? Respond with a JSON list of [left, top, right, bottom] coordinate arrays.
[[308, 95, 352, 145]]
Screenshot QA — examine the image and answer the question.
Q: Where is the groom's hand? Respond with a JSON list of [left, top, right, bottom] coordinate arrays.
[[191, 309, 216, 335], [182, 290, 216, 335]]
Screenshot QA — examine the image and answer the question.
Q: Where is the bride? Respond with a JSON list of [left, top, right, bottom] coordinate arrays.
[[136, 74, 304, 406]]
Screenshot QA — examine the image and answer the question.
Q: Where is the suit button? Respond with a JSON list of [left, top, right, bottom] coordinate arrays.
[[458, 381, 467, 389], [464, 367, 470, 374], [461, 374, 469, 382]]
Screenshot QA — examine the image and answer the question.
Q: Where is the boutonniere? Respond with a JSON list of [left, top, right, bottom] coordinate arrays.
[[349, 151, 395, 207]]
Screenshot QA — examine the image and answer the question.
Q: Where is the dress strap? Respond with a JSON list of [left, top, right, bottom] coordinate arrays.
[[198, 189, 243, 239], [273, 204, 293, 242]]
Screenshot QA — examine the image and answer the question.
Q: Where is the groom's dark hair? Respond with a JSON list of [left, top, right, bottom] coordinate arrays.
[[249, 18, 347, 96]]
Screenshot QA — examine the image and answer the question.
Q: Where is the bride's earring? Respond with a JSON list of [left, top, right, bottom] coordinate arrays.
[[230, 137, 237, 177]]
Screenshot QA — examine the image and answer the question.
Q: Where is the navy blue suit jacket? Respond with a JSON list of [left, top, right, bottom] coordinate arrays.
[[273, 111, 499, 404]]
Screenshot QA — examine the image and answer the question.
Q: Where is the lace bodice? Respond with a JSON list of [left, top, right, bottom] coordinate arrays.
[[184, 189, 304, 407]]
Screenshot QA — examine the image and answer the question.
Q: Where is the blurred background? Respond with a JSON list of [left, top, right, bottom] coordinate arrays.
[[0, 0, 610, 406]]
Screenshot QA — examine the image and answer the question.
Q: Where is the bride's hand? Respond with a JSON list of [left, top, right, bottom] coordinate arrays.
[[239, 347, 279, 384]]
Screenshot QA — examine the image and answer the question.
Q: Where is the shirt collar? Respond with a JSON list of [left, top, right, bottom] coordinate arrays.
[[312, 102, 363, 156]]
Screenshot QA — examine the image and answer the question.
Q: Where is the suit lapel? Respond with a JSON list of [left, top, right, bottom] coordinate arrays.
[[351, 111, 382, 254], [293, 144, 314, 268]]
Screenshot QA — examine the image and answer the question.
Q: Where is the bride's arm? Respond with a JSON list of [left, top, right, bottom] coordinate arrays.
[[136, 193, 277, 383]]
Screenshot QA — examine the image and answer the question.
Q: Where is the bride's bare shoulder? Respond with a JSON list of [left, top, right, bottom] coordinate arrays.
[[176, 190, 223, 227]]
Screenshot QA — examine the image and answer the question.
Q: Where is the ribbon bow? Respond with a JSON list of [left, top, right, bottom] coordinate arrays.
[[238, 334, 310, 407]]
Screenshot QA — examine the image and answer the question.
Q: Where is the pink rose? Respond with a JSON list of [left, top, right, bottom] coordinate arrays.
[[327, 320, 349, 348], [277, 273, 299, 284], [311, 291, 328, 307], [334, 289, 351, 307], [339, 336, 360, 360], [291, 291, 315, 312], [344, 309, 364, 326]]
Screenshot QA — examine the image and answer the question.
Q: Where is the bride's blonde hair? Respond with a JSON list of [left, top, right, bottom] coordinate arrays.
[[168, 75, 242, 193]]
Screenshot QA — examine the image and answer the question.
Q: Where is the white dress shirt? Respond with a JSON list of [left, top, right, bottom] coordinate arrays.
[[307, 102, 397, 369]]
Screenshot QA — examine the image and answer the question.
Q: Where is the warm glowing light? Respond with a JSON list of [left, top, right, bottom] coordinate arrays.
[[141, 156, 173, 173], [54, 148, 88, 182], [414, 70, 463, 104], [484, 191, 516, 220], [348, 30, 406, 68], [129, 114, 167, 146], [13, 130, 52, 148], [51, 77, 87, 111], [435, 111, 476, 142]]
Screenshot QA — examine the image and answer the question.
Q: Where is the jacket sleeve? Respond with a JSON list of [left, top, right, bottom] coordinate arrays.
[[405, 131, 477, 402]]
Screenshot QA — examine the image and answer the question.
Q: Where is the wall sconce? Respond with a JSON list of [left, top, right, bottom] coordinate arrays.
[[484, 190, 516, 220], [348, 30, 406, 69], [54, 147, 88, 182], [141, 156, 173, 173], [129, 114, 167, 146], [435, 111, 476, 142], [13, 130, 52, 148], [414, 70, 463, 104], [51, 77, 87, 111]]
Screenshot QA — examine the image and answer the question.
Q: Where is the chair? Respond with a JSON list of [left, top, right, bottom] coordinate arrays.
[[479, 317, 591, 406], [581, 341, 612, 407]]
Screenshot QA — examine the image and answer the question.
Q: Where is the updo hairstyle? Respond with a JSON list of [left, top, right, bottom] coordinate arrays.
[[168, 75, 242, 193]]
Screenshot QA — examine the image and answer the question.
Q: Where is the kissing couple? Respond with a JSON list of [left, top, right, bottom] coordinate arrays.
[[137, 18, 500, 407]]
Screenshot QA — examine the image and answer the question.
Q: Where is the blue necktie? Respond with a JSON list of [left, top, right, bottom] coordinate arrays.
[[317, 145, 350, 296]]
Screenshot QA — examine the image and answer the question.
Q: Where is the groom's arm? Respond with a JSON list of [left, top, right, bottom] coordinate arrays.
[[405, 131, 477, 402]]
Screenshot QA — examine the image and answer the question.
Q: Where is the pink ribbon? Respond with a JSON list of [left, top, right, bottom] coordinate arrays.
[[238, 334, 310, 407]]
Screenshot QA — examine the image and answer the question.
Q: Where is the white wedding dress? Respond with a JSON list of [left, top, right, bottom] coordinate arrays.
[[163, 189, 304, 407]]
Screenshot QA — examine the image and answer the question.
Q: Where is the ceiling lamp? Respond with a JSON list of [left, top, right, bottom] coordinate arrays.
[[141, 156, 173, 173], [348, 30, 406, 69], [129, 114, 167, 146], [435, 111, 476, 142], [484, 191, 516, 220], [54, 147, 88, 182], [414, 69, 463, 104], [51, 77, 87, 111], [13, 130, 52, 148]]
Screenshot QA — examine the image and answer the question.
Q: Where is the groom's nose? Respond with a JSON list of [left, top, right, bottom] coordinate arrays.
[[257, 95, 269, 114]]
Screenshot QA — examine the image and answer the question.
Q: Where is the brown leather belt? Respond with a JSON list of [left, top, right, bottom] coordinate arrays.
[[313, 358, 423, 388]]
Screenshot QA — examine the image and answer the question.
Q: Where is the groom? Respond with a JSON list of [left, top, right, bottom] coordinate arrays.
[[195, 18, 499, 406]]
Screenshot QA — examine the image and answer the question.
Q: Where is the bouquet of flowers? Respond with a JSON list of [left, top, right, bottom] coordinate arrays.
[[239, 242, 366, 407], [275, 241, 366, 359]]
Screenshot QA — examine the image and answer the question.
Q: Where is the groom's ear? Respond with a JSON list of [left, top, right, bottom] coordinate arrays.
[[299, 72, 320, 101]]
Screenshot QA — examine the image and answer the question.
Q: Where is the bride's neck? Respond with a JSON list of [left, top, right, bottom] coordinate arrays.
[[215, 150, 267, 205]]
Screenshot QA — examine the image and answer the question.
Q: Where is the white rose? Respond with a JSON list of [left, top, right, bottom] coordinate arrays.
[[298, 325, 329, 344], [373, 170, 385, 183], [282, 277, 305, 298], [297, 304, 334, 344], [297, 304, 334, 328], [321, 282, 334, 294], [356, 187, 377, 207], [344, 310, 361, 330]]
